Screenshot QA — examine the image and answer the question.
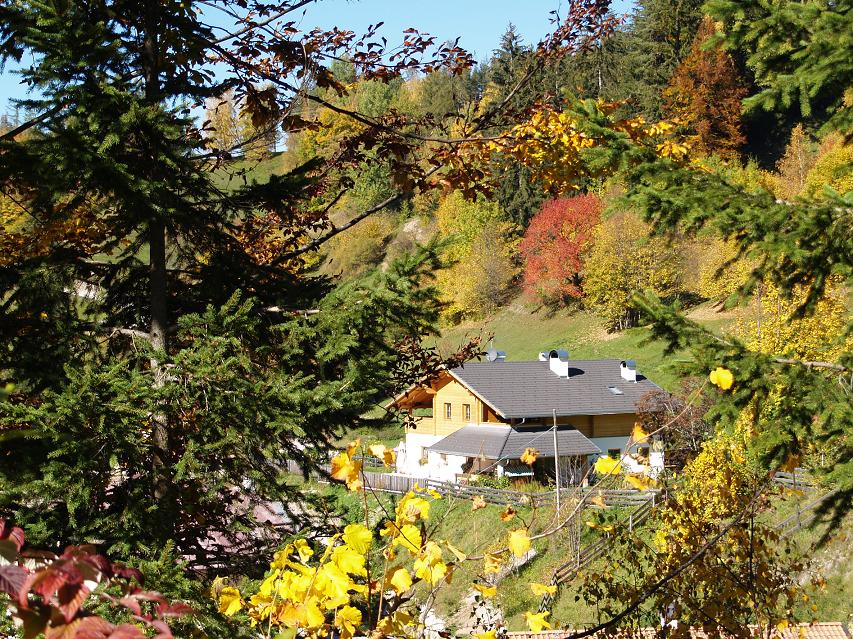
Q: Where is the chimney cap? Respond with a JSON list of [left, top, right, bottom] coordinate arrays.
[[620, 359, 637, 370]]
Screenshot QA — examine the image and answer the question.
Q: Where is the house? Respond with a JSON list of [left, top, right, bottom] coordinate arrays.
[[389, 349, 663, 483]]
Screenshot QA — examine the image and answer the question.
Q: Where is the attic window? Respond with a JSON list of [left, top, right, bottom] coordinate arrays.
[[607, 386, 624, 395]]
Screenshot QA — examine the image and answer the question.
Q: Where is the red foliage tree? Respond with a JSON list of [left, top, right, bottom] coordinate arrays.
[[518, 195, 601, 303], [663, 17, 749, 159]]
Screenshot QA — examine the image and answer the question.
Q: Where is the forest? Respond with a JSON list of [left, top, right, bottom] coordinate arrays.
[[0, 0, 850, 638]]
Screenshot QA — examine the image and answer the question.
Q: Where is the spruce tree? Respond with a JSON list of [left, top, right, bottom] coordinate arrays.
[[0, 0, 468, 569]]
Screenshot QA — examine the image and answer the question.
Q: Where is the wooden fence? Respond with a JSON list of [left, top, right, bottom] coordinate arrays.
[[771, 469, 816, 491], [284, 460, 659, 507]]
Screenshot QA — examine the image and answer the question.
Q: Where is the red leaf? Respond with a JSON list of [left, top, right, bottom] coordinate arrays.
[[0, 564, 28, 596], [150, 620, 173, 639], [57, 582, 91, 623], [117, 597, 141, 617], [107, 624, 146, 639], [0, 520, 25, 551], [18, 607, 49, 639]]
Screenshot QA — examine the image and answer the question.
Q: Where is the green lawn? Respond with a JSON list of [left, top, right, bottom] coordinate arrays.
[[434, 300, 744, 391]]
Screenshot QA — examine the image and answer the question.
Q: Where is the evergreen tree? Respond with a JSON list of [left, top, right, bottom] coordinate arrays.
[[622, 0, 705, 118], [0, 0, 466, 571]]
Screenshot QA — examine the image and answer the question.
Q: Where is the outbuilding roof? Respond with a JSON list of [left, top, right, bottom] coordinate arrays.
[[447, 359, 660, 420], [427, 424, 600, 459]]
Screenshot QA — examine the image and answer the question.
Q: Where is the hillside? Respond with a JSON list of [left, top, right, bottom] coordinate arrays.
[[434, 300, 744, 391]]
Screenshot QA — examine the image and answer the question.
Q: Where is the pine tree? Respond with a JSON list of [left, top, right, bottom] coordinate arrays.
[[0, 0, 467, 571]]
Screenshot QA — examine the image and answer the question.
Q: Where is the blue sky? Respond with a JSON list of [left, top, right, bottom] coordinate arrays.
[[0, 0, 634, 114]]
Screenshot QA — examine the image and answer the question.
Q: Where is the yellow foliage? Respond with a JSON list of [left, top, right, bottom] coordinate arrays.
[[388, 568, 413, 594], [218, 586, 243, 616], [709, 367, 734, 391], [529, 582, 557, 596], [520, 448, 539, 465], [507, 528, 531, 557], [803, 136, 853, 198], [594, 455, 622, 475], [472, 582, 497, 597], [583, 211, 683, 331], [524, 610, 551, 632], [368, 443, 396, 467]]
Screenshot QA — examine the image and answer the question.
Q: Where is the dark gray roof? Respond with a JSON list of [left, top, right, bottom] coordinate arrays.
[[428, 425, 600, 459], [428, 424, 509, 458], [448, 359, 660, 419]]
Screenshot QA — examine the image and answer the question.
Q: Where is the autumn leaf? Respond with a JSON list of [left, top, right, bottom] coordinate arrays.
[[529, 582, 557, 596], [444, 541, 467, 562], [392, 524, 422, 553], [388, 568, 412, 595], [330, 451, 363, 491], [471, 495, 487, 511], [474, 631, 497, 639], [483, 553, 503, 574], [520, 448, 539, 465], [589, 493, 606, 508], [709, 367, 734, 390], [594, 455, 622, 475], [218, 586, 243, 616], [508, 529, 531, 557], [472, 582, 497, 598], [334, 605, 362, 639], [500, 506, 516, 522], [369, 443, 396, 467], [631, 423, 649, 443], [625, 474, 657, 491], [293, 538, 314, 563], [525, 610, 551, 632], [342, 523, 372, 554]]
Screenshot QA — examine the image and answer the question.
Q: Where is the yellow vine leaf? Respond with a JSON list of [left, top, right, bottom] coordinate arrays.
[[335, 605, 362, 639], [484, 552, 503, 574], [472, 582, 497, 597], [508, 528, 531, 557], [330, 450, 363, 492], [368, 443, 396, 467], [525, 610, 551, 632], [474, 631, 497, 639], [589, 493, 606, 508], [445, 541, 467, 562], [709, 366, 734, 390], [342, 523, 372, 554], [631, 423, 649, 443], [594, 455, 622, 475], [626, 474, 657, 491], [520, 447, 539, 465], [500, 506, 517, 522], [471, 495, 487, 511], [389, 568, 413, 594], [392, 524, 423, 553], [218, 586, 243, 616], [293, 538, 314, 563], [530, 582, 557, 596]]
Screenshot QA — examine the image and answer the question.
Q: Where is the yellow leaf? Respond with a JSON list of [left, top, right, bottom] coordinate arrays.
[[520, 447, 539, 465], [484, 552, 503, 574], [218, 586, 243, 616], [474, 631, 497, 639], [500, 506, 517, 522], [392, 524, 422, 553], [330, 451, 363, 491], [525, 610, 551, 632], [709, 366, 734, 390], [293, 538, 314, 563], [369, 443, 397, 467], [508, 528, 531, 557], [594, 455, 622, 475], [389, 568, 413, 594], [335, 605, 362, 639], [345, 438, 361, 458], [471, 495, 487, 511], [625, 474, 656, 491], [331, 544, 367, 576], [530, 582, 557, 596], [777, 620, 790, 631], [632, 423, 649, 443], [342, 523, 372, 554], [445, 541, 467, 562], [472, 582, 497, 598], [589, 493, 606, 508]]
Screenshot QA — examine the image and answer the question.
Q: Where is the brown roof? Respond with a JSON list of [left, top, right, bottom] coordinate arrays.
[[506, 623, 850, 639]]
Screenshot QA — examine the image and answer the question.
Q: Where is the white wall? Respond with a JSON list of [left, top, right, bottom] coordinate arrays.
[[395, 433, 443, 476]]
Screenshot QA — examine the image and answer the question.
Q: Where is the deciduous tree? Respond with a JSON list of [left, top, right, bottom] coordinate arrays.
[[518, 195, 601, 304]]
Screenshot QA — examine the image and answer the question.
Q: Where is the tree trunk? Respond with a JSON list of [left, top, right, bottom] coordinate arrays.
[[142, 1, 176, 542]]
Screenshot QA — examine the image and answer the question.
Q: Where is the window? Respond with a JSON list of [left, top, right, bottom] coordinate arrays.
[[444, 403, 452, 419], [463, 403, 471, 421], [608, 448, 621, 459]]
